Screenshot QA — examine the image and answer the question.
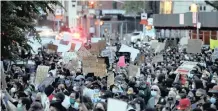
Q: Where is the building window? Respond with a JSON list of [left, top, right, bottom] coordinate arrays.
[[112, 1, 117, 9], [200, 6, 202, 11], [204, 6, 206, 11], [189, 6, 191, 11]]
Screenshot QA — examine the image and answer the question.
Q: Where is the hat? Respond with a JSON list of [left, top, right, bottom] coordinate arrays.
[[75, 75, 85, 81], [177, 98, 191, 110], [209, 85, 218, 93]]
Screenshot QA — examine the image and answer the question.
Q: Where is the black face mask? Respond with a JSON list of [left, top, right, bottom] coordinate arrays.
[[95, 108, 104, 111]]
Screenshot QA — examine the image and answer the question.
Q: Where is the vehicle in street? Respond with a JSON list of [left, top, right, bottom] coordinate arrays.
[[56, 31, 87, 44], [27, 26, 57, 39]]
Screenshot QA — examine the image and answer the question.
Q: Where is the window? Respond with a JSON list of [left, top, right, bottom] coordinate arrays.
[[204, 6, 206, 11], [200, 6, 202, 11], [112, 1, 117, 9], [189, 6, 191, 11]]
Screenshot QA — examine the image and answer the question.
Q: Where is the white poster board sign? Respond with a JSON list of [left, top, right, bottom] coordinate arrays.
[[107, 98, 128, 111], [63, 52, 78, 63], [187, 39, 202, 54], [35, 65, 49, 85], [119, 44, 140, 62], [152, 54, 163, 63]]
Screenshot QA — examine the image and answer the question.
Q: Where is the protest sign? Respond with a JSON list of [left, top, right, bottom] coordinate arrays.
[[187, 39, 202, 54], [107, 72, 114, 88], [101, 49, 115, 64], [118, 56, 127, 67], [116, 52, 131, 63], [89, 43, 100, 55], [63, 52, 78, 63], [37, 77, 55, 91], [77, 46, 92, 59], [210, 39, 218, 49], [128, 64, 139, 77], [66, 59, 79, 72], [98, 40, 106, 51], [83, 57, 107, 77], [119, 44, 139, 62], [47, 44, 58, 52], [212, 48, 218, 62], [152, 54, 163, 63], [59, 40, 69, 45], [107, 98, 128, 111], [35, 65, 49, 85], [180, 37, 189, 46], [175, 61, 198, 75], [155, 42, 166, 53]]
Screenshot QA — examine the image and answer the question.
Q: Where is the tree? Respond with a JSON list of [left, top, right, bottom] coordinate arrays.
[[122, 1, 152, 15], [1, 1, 62, 60], [205, 1, 218, 10]]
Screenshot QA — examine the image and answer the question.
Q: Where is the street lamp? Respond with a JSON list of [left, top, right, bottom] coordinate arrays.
[[190, 3, 199, 39]]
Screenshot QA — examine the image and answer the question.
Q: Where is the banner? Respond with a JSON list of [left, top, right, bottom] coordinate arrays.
[[35, 65, 49, 85], [187, 39, 202, 54], [210, 39, 218, 49]]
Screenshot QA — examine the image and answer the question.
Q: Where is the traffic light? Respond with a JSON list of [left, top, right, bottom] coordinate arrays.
[[89, 1, 95, 9]]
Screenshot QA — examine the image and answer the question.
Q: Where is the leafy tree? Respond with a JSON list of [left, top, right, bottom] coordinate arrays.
[[205, 1, 218, 10], [1, 1, 62, 60], [122, 1, 150, 15]]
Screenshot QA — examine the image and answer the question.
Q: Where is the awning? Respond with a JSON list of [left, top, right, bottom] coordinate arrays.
[[140, 19, 148, 25]]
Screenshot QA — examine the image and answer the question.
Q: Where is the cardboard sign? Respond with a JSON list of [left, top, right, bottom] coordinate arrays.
[[152, 54, 163, 63], [107, 98, 128, 111], [128, 64, 139, 77], [98, 40, 106, 51], [83, 57, 107, 77], [107, 73, 114, 88], [90, 43, 100, 55], [47, 44, 58, 52], [66, 59, 79, 72], [187, 39, 202, 54], [63, 52, 78, 63], [37, 77, 55, 91], [77, 46, 92, 59], [35, 65, 49, 85], [70, 43, 76, 51]]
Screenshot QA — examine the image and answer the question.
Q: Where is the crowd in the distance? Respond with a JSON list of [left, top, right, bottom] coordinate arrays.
[[1, 42, 218, 111]]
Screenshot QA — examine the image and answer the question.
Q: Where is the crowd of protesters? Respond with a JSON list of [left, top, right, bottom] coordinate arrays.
[[1, 39, 218, 111]]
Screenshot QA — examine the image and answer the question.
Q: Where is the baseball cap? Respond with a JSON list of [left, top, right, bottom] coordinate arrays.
[[177, 98, 191, 110]]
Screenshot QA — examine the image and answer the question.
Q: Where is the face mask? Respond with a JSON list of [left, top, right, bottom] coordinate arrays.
[[151, 91, 157, 97], [69, 98, 75, 104], [211, 79, 216, 83], [74, 102, 80, 109], [210, 97, 216, 104], [60, 75, 65, 79], [112, 88, 119, 93]]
